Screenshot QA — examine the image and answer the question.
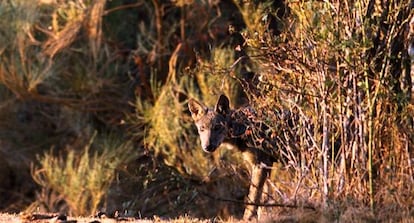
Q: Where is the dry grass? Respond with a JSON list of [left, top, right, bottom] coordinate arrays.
[[0, 0, 413, 222], [30, 132, 138, 216]]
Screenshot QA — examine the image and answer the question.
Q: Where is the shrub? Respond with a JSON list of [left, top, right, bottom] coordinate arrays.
[[31, 132, 137, 216], [238, 0, 413, 215]]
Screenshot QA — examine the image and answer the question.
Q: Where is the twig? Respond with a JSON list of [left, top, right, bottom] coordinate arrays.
[[200, 191, 315, 210], [103, 2, 144, 16], [229, 56, 248, 70]]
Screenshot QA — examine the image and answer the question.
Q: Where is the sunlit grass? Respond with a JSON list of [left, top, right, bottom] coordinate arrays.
[[31, 132, 138, 216]]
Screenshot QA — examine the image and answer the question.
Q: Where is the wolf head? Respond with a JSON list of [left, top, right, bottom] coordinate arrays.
[[188, 95, 230, 152]]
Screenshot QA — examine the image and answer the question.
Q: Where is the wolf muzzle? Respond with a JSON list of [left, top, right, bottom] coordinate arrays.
[[203, 144, 218, 152]]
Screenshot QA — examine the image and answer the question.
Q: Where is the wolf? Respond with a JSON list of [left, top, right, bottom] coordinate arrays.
[[188, 94, 284, 219]]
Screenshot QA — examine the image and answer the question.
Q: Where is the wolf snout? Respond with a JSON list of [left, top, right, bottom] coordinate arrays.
[[203, 144, 218, 152]]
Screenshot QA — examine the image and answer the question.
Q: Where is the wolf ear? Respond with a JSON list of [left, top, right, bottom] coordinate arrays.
[[188, 98, 207, 121], [215, 95, 230, 115]]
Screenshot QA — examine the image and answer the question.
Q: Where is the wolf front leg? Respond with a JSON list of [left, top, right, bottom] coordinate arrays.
[[243, 161, 271, 220]]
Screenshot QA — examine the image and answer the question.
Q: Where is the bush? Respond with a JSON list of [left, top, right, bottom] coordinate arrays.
[[31, 132, 137, 216], [238, 0, 414, 216]]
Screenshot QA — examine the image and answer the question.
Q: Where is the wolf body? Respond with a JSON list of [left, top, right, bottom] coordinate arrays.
[[188, 95, 279, 219]]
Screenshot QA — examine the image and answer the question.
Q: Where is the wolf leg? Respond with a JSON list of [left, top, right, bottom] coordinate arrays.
[[243, 161, 271, 220]]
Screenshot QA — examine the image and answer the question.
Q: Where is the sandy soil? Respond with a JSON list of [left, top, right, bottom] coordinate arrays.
[[0, 213, 156, 223]]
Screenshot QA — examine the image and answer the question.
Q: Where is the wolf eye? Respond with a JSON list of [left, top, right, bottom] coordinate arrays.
[[213, 125, 222, 131], [199, 126, 206, 132]]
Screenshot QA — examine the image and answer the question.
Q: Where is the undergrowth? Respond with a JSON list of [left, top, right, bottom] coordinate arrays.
[[31, 132, 137, 216], [0, 0, 412, 221]]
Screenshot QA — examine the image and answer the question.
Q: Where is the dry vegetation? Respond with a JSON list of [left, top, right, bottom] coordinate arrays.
[[0, 0, 413, 222]]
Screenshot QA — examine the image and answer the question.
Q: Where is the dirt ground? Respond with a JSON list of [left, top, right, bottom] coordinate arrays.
[[0, 213, 157, 223], [0, 212, 250, 223]]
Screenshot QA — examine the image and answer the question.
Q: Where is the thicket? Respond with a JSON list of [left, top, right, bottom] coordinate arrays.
[[0, 0, 413, 221]]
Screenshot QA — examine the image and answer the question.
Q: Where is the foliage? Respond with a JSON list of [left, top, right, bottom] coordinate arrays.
[[0, 0, 131, 213], [31, 132, 137, 216], [0, 0, 412, 221], [241, 0, 413, 215]]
